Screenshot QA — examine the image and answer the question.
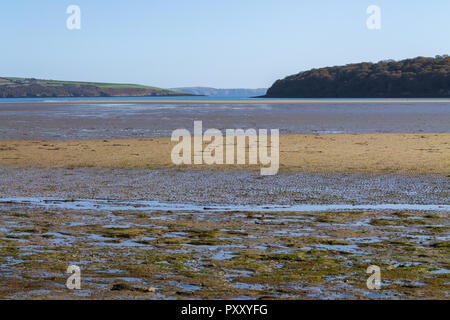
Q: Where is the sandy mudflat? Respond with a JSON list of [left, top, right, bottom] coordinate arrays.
[[0, 133, 448, 175], [0, 168, 448, 205], [1, 102, 449, 140]]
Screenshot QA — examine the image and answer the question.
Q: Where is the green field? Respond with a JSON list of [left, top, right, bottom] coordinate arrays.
[[0, 77, 168, 90], [0, 77, 188, 97]]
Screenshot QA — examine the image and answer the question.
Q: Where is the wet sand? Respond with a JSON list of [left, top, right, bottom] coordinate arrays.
[[0, 102, 449, 140], [0, 168, 448, 205], [0, 133, 448, 175]]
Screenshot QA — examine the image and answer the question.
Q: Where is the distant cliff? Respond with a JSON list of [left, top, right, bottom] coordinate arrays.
[[0, 78, 190, 98], [173, 87, 267, 97], [264, 56, 450, 98]]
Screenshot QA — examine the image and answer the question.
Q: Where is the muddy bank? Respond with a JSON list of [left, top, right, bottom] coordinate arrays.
[[0, 168, 448, 206]]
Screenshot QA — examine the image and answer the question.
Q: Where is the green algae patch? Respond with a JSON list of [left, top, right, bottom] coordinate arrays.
[[0, 206, 448, 300], [264, 253, 307, 262]]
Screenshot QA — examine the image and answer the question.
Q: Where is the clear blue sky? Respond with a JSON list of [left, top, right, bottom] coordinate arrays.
[[1, 0, 449, 88]]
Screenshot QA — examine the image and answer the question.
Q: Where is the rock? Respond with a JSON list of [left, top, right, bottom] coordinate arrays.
[[111, 283, 134, 291]]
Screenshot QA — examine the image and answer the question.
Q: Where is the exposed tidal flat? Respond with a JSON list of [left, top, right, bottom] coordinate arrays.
[[0, 133, 449, 175], [0, 101, 449, 140], [0, 187, 448, 299], [0, 168, 448, 206], [0, 101, 448, 299], [0, 169, 448, 299]]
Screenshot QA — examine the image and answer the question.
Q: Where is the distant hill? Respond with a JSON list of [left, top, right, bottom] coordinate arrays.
[[173, 87, 267, 97], [264, 56, 450, 98], [0, 78, 190, 98]]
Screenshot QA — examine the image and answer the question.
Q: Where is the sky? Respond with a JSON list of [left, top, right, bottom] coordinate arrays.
[[1, 0, 449, 89]]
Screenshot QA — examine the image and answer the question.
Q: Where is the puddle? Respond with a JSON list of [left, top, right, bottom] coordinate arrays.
[[96, 269, 126, 275], [87, 234, 147, 247], [430, 269, 449, 274], [315, 244, 362, 254], [211, 251, 236, 261], [167, 281, 202, 292], [232, 282, 268, 290]]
